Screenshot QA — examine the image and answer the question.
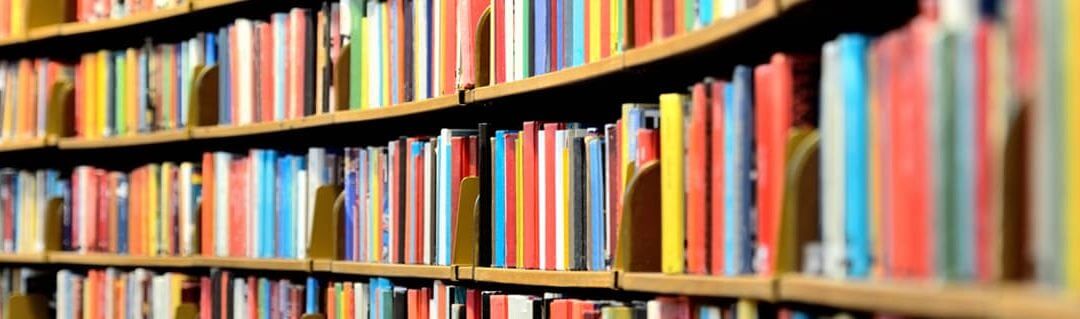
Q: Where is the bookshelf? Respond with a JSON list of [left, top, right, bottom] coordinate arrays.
[[0, 0, 1075, 318]]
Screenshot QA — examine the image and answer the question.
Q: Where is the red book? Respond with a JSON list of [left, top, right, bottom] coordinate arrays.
[[490, 295, 507, 319], [415, 142, 426, 263], [550, 0, 558, 70], [908, 20, 932, 278], [686, 82, 709, 275], [709, 80, 726, 275], [326, 286, 336, 319], [542, 123, 560, 269], [397, 0, 407, 101], [451, 137, 466, 250], [391, 140, 403, 263], [571, 300, 591, 319], [467, 136, 478, 176], [522, 121, 539, 269], [504, 134, 518, 267], [753, 59, 781, 276], [247, 277, 257, 319], [466, 289, 480, 319], [229, 159, 245, 257], [600, 0, 611, 58], [96, 169, 107, 252], [202, 153, 215, 256], [200, 277, 211, 319], [550, 300, 571, 319], [220, 272, 230, 318], [443, 0, 458, 95], [494, 0, 505, 84], [974, 21, 992, 281], [661, 0, 675, 38], [608, 122, 622, 256], [408, 289, 419, 319], [636, 129, 658, 164], [259, 23, 274, 122]]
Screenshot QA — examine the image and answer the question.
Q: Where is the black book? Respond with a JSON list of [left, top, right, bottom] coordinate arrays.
[[571, 135, 587, 270], [393, 288, 407, 319], [321, 1, 333, 113], [477, 123, 492, 266], [304, 8, 317, 116], [225, 272, 234, 319], [397, 137, 408, 263], [403, 0, 414, 102]]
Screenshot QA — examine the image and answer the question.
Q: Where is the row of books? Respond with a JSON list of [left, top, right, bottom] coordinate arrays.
[[0, 169, 67, 254], [76, 0, 185, 23], [0, 58, 71, 142], [324, 278, 769, 319], [55, 267, 317, 319], [199, 148, 340, 259], [55, 268, 196, 319], [490, 0, 759, 85]]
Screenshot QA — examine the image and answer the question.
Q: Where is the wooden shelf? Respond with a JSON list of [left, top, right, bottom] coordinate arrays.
[[290, 113, 336, 130], [57, 4, 191, 37], [455, 265, 474, 281], [618, 272, 777, 301], [472, 267, 617, 289], [190, 122, 288, 139], [0, 137, 51, 152], [191, 0, 246, 10], [994, 286, 1080, 318], [0, 253, 48, 264], [778, 275, 995, 318], [334, 94, 463, 124], [48, 252, 197, 267], [26, 25, 61, 42], [468, 56, 623, 103], [198, 256, 312, 272], [312, 259, 332, 272], [780, 0, 810, 9], [331, 261, 455, 280], [57, 129, 190, 149]]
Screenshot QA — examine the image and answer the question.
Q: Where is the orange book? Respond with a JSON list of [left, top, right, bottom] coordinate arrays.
[[551, 300, 571, 319], [686, 82, 709, 275], [408, 289, 419, 319], [709, 80, 726, 275], [419, 288, 431, 319], [201, 153, 215, 256], [344, 283, 355, 319], [259, 23, 274, 122], [636, 129, 658, 164], [396, 0, 406, 102]]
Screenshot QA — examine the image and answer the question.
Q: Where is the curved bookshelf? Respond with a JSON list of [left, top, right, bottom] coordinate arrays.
[[0, 137, 52, 152], [331, 262, 456, 281], [471, 267, 617, 289], [48, 252, 197, 268], [57, 129, 191, 149], [198, 256, 312, 272], [778, 275, 994, 318], [618, 272, 776, 301]]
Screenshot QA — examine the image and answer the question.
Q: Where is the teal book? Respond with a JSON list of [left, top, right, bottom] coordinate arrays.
[[839, 34, 870, 278]]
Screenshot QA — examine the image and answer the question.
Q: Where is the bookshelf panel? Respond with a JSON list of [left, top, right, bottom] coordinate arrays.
[[331, 262, 456, 280], [0, 138, 51, 152], [48, 252, 197, 267], [198, 256, 312, 272], [334, 94, 463, 125], [778, 275, 994, 318], [0, 253, 48, 264], [618, 273, 777, 301], [472, 268, 616, 289], [57, 129, 190, 149]]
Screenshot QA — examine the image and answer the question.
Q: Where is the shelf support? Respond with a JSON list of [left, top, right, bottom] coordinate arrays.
[[174, 303, 198, 319], [452, 176, 480, 266], [474, 7, 492, 88], [335, 44, 351, 111], [189, 64, 220, 127], [614, 161, 661, 272], [308, 185, 345, 260], [46, 80, 75, 141], [5, 294, 47, 319]]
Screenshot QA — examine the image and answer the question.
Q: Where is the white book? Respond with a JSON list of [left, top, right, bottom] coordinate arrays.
[[820, 40, 846, 280], [180, 163, 194, 256], [234, 278, 245, 319], [248, 151, 260, 258], [104, 268, 116, 319], [554, 130, 566, 270], [646, 300, 661, 319], [603, 124, 616, 262], [415, 0, 427, 100], [406, 142, 417, 264], [297, 169, 309, 259], [511, 0, 521, 81], [538, 131, 547, 269], [56, 270, 68, 319], [236, 19, 254, 124], [437, 132, 450, 265], [214, 153, 231, 256], [305, 148, 327, 258], [507, 295, 533, 319], [423, 142, 435, 264], [432, 0, 442, 97]]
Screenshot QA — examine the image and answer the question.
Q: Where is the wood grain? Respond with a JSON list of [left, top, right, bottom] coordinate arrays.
[[331, 261, 455, 280], [469, 56, 623, 103], [191, 0, 246, 10], [619, 272, 777, 301], [190, 121, 287, 139], [57, 129, 190, 149], [472, 268, 616, 289]]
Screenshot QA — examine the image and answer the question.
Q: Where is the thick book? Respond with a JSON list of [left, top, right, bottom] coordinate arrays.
[[659, 93, 686, 274]]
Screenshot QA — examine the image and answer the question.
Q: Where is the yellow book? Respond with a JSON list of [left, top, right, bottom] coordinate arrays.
[[382, 2, 391, 107], [659, 93, 685, 274], [736, 299, 758, 319], [127, 48, 138, 134], [81, 54, 94, 139], [714, 0, 724, 22], [171, 274, 185, 312], [562, 138, 571, 269], [148, 164, 160, 256], [371, 151, 381, 261], [1, 70, 10, 140], [516, 136, 524, 267], [1066, 0, 1080, 289], [97, 50, 108, 137], [17, 60, 29, 138], [589, 0, 601, 62], [10, 0, 24, 36], [162, 163, 175, 255], [610, 0, 619, 55], [620, 104, 632, 189]]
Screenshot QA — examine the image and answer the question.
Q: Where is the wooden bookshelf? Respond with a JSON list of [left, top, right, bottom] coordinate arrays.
[[994, 286, 1080, 318], [472, 268, 617, 289], [190, 122, 288, 139], [48, 252, 197, 268], [56, 4, 191, 37], [0, 253, 48, 264], [0, 137, 52, 152], [468, 55, 623, 103], [619, 273, 777, 301], [191, 0, 247, 11], [312, 259, 333, 272], [334, 94, 463, 124], [780, 0, 810, 9], [57, 129, 190, 149], [331, 261, 456, 280], [455, 265, 474, 281], [622, 0, 777, 68], [290, 113, 336, 130], [25, 25, 61, 42], [0, 36, 22, 46], [198, 256, 312, 272], [778, 275, 994, 318]]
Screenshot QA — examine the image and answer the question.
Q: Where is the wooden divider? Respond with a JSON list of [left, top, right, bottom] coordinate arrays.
[[175, 303, 198, 319], [474, 7, 492, 88], [189, 64, 220, 127], [5, 294, 48, 319], [308, 185, 345, 261], [46, 80, 75, 142], [334, 44, 351, 112], [452, 177, 480, 267], [614, 161, 660, 272]]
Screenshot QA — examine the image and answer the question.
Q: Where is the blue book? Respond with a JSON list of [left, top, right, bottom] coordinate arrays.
[[274, 156, 285, 258], [117, 175, 129, 254], [358, 148, 369, 261], [260, 278, 271, 318], [534, 0, 549, 75], [105, 52, 115, 136], [733, 65, 755, 275], [137, 48, 148, 132], [588, 137, 604, 270], [493, 131, 506, 267], [264, 151, 278, 258], [205, 32, 217, 65], [305, 277, 319, 313], [273, 13, 288, 120], [555, 0, 565, 69], [571, 0, 585, 66], [952, 30, 976, 281], [345, 149, 357, 261], [839, 34, 871, 278], [722, 80, 739, 276], [218, 27, 231, 124], [698, 0, 713, 26]]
